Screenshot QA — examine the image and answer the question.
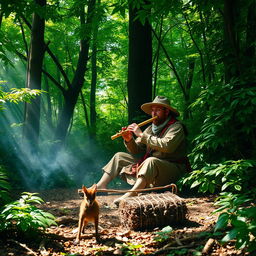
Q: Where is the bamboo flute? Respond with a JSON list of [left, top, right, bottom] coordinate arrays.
[[111, 116, 157, 140]]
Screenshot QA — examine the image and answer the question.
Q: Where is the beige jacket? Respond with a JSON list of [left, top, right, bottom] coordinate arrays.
[[124, 121, 187, 162]]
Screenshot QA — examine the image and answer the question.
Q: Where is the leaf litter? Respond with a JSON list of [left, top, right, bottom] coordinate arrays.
[[0, 189, 250, 255]]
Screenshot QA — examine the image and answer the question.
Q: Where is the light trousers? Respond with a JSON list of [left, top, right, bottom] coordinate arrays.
[[102, 152, 186, 187]]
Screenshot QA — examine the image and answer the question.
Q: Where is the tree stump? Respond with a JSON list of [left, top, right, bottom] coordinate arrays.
[[119, 192, 187, 230]]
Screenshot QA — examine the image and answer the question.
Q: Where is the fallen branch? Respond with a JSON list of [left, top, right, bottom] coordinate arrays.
[[153, 233, 212, 256], [202, 238, 215, 254], [153, 242, 195, 255], [175, 237, 183, 246], [8, 239, 37, 256], [162, 235, 200, 248], [78, 184, 177, 195]]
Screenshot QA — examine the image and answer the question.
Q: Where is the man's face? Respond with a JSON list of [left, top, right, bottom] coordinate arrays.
[[151, 106, 170, 126]]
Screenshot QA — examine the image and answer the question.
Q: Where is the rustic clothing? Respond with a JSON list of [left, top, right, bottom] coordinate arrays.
[[102, 120, 188, 187]]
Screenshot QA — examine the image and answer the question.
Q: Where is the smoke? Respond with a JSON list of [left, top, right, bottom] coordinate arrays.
[[0, 98, 109, 190], [0, 63, 113, 191]]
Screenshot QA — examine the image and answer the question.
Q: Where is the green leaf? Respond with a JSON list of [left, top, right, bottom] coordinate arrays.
[[221, 229, 238, 243], [191, 180, 201, 188], [248, 241, 256, 252], [199, 181, 209, 193], [221, 182, 231, 191], [215, 212, 229, 231], [234, 185, 242, 191], [208, 183, 215, 193], [239, 207, 256, 218], [231, 218, 247, 229]]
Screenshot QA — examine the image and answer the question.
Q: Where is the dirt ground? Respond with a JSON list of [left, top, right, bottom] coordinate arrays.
[[0, 189, 250, 256]]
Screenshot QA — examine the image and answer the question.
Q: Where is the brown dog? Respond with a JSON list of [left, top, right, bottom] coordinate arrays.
[[74, 184, 99, 244]]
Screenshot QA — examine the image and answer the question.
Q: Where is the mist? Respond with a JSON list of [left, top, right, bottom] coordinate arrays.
[[0, 105, 111, 190], [0, 74, 111, 191]]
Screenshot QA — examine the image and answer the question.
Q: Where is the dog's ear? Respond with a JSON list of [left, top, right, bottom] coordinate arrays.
[[82, 185, 88, 194], [90, 184, 97, 194]]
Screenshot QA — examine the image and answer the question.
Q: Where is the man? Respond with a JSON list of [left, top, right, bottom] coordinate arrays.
[[97, 96, 189, 205]]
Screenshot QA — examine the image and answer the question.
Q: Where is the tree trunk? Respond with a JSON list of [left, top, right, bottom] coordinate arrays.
[[89, 0, 100, 138], [127, 3, 152, 123], [153, 17, 163, 98], [223, 0, 240, 83], [244, 0, 256, 80], [43, 65, 54, 131], [0, 9, 4, 28], [183, 59, 195, 120], [53, 0, 96, 147], [23, 0, 46, 152], [80, 91, 90, 128], [199, 10, 215, 83]]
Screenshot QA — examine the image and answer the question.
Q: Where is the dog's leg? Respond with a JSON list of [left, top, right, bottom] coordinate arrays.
[[94, 216, 100, 243], [74, 215, 86, 244]]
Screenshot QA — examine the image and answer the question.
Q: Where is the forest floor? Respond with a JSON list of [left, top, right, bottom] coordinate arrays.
[[0, 189, 250, 256]]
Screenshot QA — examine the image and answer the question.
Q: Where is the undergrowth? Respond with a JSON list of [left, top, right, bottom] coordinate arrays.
[[0, 167, 57, 237], [179, 159, 256, 253]]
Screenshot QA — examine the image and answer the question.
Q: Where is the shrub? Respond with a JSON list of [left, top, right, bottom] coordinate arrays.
[[0, 192, 57, 234], [214, 191, 256, 252], [180, 159, 256, 194], [180, 159, 256, 252], [190, 83, 256, 163]]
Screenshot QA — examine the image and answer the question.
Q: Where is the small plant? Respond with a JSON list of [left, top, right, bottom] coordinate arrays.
[[154, 225, 173, 242], [120, 243, 144, 256], [214, 191, 256, 252], [0, 192, 57, 234]]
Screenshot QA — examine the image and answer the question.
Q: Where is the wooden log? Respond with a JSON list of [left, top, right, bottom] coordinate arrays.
[[119, 192, 187, 230], [202, 238, 215, 254]]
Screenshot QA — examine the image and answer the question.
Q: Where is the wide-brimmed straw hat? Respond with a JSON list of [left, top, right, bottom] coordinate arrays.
[[141, 96, 180, 116]]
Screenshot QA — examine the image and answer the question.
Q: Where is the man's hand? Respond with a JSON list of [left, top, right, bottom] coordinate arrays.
[[121, 127, 133, 142], [126, 123, 143, 138]]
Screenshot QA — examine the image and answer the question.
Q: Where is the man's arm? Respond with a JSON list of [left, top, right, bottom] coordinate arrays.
[[140, 122, 185, 153]]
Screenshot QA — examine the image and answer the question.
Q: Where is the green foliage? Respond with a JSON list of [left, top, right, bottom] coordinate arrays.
[[1, 0, 35, 18], [0, 192, 57, 234], [120, 242, 144, 256], [180, 158, 256, 252], [166, 248, 196, 256], [181, 158, 256, 252], [111, 0, 127, 19], [0, 166, 11, 206], [3, 88, 43, 103], [0, 85, 43, 110], [214, 191, 256, 252], [180, 159, 256, 194], [154, 225, 173, 242], [190, 82, 256, 164]]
